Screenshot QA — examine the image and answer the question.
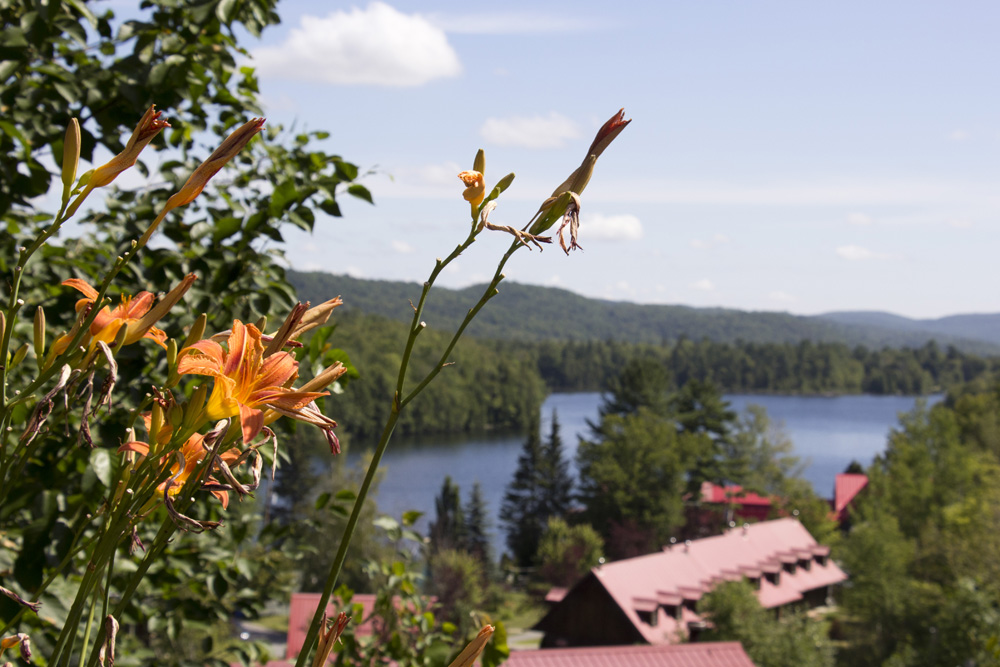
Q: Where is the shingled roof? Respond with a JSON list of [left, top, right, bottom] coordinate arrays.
[[536, 518, 845, 646], [505, 642, 757, 667]]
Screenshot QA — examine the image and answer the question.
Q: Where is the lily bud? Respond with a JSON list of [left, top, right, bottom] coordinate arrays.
[[183, 384, 208, 433], [141, 117, 265, 246], [149, 402, 165, 451], [33, 307, 45, 369], [89, 105, 170, 189], [62, 118, 81, 191], [182, 313, 208, 350], [166, 338, 181, 387], [290, 297, 343, 340], [447, 625, 495, 667], [123, 273, 197, 345], [11, 344, 28, 369], [168, 400, 184, 430], [473, 148, 486, 175]]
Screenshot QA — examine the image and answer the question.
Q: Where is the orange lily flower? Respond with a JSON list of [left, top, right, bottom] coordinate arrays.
[[54, 274, 196, 354], [178, 320, 333, 444], [119, 431, 241, 508]]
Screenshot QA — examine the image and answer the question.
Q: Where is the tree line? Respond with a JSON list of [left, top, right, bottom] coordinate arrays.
[[326, 311, 999, 442]]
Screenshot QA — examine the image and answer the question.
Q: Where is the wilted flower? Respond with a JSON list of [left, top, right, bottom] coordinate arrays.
[[178, 319, 337, 443], [89, 105, 170, 189], [527, 108, 631, 244]]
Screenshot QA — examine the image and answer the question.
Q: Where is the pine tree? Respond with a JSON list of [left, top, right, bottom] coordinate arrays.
[[539, 410, 573, 519], [501, 413, 546, 567], [429, 476, 466, 554], [464, 482, 492, 565]]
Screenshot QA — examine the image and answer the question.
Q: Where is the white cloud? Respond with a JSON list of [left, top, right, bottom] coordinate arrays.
[[949, 129, 970, 142], [480, 112, 580, 149], [769, 291, 795, 303], [847, 212, 872, 226], [250, 3, 461, 86], [391, 240, 414, 253], [582, 213, 643, 241], [946, 218, 973, 229], [692, 279, 715, 291], [835, 245, 890, 261], [690, 233, 728, 249]]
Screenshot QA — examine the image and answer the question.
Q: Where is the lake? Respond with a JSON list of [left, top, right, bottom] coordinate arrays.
[[343, 392, 941, 546]]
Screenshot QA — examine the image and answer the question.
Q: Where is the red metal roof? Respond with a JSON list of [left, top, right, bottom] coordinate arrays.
[[505, 642, 757, 667], [700, 482, 772, 507], [577, 518, 845, 644], [285, 592, 377, 660], [833, 473, 868, 516]]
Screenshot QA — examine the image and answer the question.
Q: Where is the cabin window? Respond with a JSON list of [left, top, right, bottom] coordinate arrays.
[[749, 577, 761, 589], [783, 562, 796, 575], [815, 554, 827, 566], [637, 608, 658, 627], [663, 604, 681, 620], [683, 598, 698, 613], [765, 571, 780, 586]]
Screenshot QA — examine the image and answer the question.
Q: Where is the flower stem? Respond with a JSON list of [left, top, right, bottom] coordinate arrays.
[[295, 231, 525, 665]]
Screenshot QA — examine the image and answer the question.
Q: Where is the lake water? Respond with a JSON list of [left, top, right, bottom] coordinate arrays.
[[344, 392, 941, 545]]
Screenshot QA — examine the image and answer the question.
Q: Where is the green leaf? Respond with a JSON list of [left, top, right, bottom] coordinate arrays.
[[216, 0, 238, 23], [318, 199, 341, 217], [212, 216, 242, 243], [90, 448, 112, 488], [315, 492, 331, 510], [335, 489, 357, 502], [402, 510, 423, 526], [347, 183, 373, 204]]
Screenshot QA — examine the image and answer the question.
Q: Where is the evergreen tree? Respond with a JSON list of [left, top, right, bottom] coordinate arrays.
[[501, 414, 546, 567], [465, 482, 492, 565], [669, 379, 740, 491], [429, 476, 466, 554], [539, 410, 574, 519]]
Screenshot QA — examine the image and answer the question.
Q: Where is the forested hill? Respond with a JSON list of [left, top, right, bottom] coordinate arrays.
[[818, 311, 1000, 347], [289, 271, 1000, 354]]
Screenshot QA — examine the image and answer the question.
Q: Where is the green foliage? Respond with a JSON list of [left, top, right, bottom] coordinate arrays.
[[700, 580, 835, 667], [577, 407, 700, 559], [838, 383, 1000, 666], [273, 429, 393, 593], [0, 0, 368, 664], [290, 273, 1000, 353], [330, 312, 546, 441], [535, 517, 603, 588], [328, 517, 459, 667], [429, 476, 467, 556], [464, 482, 493, 566], [500, 412, 573, 567], [427, 549, 486, 636]]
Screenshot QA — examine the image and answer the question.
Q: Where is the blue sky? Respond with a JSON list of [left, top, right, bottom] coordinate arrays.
[[235, 1, 999, 319]]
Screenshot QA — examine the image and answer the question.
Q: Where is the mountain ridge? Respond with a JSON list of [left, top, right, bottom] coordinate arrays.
[[289, 271, 1000, 354]]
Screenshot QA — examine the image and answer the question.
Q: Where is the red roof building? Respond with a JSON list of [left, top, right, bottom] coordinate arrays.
[[535, 518, 845, 647], [700, 482, 773, 520], [285, 592, 387, 660], [832, 473, 868, 523], [505, 643, 757, 667]]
